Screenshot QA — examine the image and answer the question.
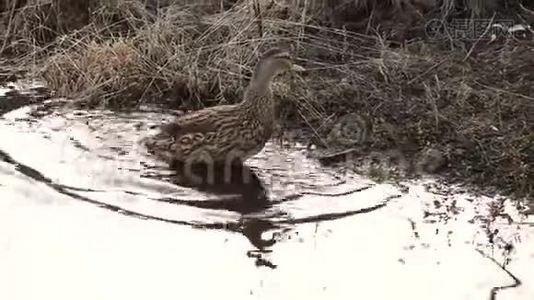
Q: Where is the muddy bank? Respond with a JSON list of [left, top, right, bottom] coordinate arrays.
[[2, 0, 533, 200], [0, 81, 50, 115]]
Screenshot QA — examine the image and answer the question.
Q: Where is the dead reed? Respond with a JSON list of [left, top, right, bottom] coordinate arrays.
[[1, 0, 533, 199]]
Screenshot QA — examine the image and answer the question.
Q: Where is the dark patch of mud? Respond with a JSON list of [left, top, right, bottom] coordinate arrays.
[[0, 69, 18, 84], [0, 85, 50, 115], [0, 61, 27, 81]]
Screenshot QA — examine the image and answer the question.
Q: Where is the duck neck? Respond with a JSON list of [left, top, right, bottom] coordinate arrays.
[[241, 67, 277, 110], [239, 74, 278, 129]]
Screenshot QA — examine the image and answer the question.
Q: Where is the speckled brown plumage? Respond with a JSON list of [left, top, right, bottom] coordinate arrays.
[[144, 48, 299, 165]]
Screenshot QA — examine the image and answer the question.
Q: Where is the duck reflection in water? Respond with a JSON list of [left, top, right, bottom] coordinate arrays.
[[168, 159, 282, 268]]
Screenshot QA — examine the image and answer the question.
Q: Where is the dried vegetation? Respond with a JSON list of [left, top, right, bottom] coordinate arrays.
[[0, 0, 533, 199]]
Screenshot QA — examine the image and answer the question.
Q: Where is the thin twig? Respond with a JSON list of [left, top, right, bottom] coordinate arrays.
[[0, 0, 19, 55], [463, 13, 496, 62], [252, 0, 263, 38], [475, 249, 522, 300]]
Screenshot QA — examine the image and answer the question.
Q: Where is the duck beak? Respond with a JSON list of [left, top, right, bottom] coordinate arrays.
[[291, 64, 305, 72]]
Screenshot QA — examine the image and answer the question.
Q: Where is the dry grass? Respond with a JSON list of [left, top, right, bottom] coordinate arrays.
[[1, 0, 533, 199], [39, 0, 327, 108]]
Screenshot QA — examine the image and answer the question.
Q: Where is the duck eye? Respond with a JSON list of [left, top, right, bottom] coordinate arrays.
[[273, 52, 290, 59]]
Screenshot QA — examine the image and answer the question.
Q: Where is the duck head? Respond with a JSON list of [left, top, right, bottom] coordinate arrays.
[[252, 48, 304, 82]]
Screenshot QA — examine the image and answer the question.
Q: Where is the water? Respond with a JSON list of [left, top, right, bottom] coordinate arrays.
[[1, 86, 533, 300]]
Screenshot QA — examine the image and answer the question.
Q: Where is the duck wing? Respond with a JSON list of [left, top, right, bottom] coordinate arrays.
[[161, 105, 241, 137], [145, 105, 242, 162]]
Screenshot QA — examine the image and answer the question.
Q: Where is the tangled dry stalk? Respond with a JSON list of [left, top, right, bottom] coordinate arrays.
[[1, 0, 533, 200]]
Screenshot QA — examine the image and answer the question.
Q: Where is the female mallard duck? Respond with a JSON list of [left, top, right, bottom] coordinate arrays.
[[144, 48, 303, 166]]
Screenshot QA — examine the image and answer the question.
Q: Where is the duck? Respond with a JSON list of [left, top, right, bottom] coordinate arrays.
[[144, 47, 304, 167]]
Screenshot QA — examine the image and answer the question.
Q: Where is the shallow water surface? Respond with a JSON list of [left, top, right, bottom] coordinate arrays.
[[0, 97, 533, 300]]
